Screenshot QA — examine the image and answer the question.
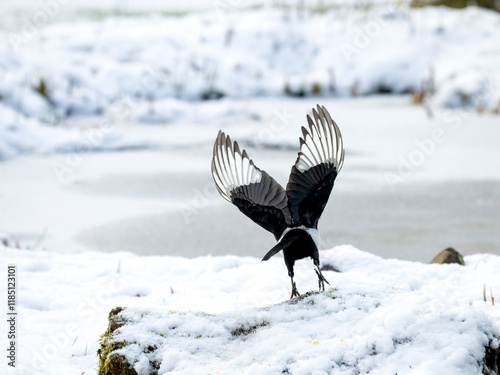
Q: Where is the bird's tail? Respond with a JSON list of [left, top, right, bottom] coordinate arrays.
[[261, 234, 295, 261]]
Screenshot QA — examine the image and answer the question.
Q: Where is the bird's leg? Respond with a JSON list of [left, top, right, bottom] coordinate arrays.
[[315, 267, 330, 292], [290, 277, 300, 299]]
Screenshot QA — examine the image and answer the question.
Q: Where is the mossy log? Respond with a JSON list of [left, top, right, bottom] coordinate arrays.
[[98, 307, 139, 375]]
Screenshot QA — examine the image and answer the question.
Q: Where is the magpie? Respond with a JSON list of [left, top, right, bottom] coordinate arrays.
[[211, 105, 344, 298]]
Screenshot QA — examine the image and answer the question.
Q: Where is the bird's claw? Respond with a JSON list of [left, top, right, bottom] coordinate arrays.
[[290, 281, 300, 299], [315, 269, 330, 292]]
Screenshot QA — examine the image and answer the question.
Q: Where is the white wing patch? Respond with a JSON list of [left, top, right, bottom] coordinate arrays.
[[212, 131, 262, 203], [296, 105, 345, 173]]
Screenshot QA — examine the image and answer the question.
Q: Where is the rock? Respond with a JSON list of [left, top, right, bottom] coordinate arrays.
[[320, 263, 340, 272], [430, 247, 465, 265]]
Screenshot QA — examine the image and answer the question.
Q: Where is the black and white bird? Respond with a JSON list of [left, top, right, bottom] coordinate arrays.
[[211, 105, 344, 298]]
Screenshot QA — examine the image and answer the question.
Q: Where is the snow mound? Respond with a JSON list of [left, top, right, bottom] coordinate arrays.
[[0, 102, 153, 160], [2, 245, 499, 374], [97, 247, 500, 375]]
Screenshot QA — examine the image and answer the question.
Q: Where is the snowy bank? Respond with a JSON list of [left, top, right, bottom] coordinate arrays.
[[1, 6, 499, 124], [0, 97, 262, 160], [1, 5, 499, 161], [0, 102, 153, 160]]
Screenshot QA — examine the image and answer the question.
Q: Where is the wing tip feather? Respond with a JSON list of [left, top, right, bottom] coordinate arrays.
[[295, 104, 345, 173]]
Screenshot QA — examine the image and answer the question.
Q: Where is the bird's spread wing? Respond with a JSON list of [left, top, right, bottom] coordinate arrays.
[[212, 131, 291, 240], [286, 105, 344, 228]]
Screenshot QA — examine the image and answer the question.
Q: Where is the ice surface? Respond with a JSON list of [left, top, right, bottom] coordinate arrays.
[[0, 96, 499, 261]]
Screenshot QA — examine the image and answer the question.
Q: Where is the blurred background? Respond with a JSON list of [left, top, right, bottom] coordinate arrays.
[[0, 0, 499, 262]]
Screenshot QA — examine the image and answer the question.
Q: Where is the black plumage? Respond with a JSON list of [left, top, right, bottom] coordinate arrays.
[[211, 105, 344, 298]]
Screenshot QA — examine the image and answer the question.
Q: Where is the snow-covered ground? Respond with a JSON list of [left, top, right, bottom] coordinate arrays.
[[1, 244, 499, 374]]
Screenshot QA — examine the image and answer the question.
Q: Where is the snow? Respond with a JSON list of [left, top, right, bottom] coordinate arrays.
[[1, 5, 499, 161], [1, 244, 499, 374], [0, 3, 499, 374], [0, 102, 153, 160]]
